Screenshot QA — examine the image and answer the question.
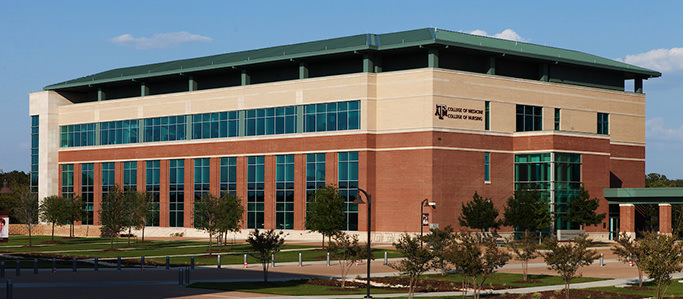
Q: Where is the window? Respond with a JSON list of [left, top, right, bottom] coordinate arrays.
[[516, 105, 542, 132], [597, 113, 609, 135], [484, 101, 490, 131], [81, 163, 94, 225], [144, 116, 187, 142], [30, 116, 38, 194], [484, 152, 490, 182], [194, 158, 211, 229], [169, 159, 184, 227], [61, 164, 74, 199], [554, 108, 560, 131], [123, 161, 137, 192], [60, 123, 96, 147], [306, 153, 326, 219], [245, 107, 296, 136], [100, 120, 139, 145], [247, 156, 265, 229], [220, 157, 237, 195], [338, 152, 359, 231], [304, 100, 360, 133], [102, 162, 115, 197], [145, 161, 160, 226], [192, 112, 238, 139], [275, 155, 295, 229]]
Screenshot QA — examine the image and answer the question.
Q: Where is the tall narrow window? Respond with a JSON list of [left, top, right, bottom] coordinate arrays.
[[220, 157, 237, 195], [597, 113, 609, 135], [305, 153, 326, 219], [516, 105, 542, 132], [484, 152, 490, 182], [554, 108, 560, 131], [484, 101, 490, 131], [169, 159, 184, 227], [275, 155, 295, 229], [123, 161, 137, 192], [81, 163, 94, 225], [247, 156, 265, 229], [338, 152, 358, 231], [62, 164, 74, 199], [145, 161, 160, 226], [30, 116, 38, 194], [194, 158, 210, 229], [102, 162, 115, 198]]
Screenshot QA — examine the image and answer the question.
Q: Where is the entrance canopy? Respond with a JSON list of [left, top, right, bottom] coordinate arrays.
[[604, 187, 683, 204]]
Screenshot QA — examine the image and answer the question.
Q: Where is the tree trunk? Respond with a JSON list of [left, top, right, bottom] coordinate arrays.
[[110, 236, 114, 249], [638, 268, 643, 287], [127, 227, 131, 247], [28, 227, 32, 247], [564, 279, 570, 299], [263, 262, 268, 283], [51, 222, 55, 241], [408, 276, 415, 299], [142, 225, 145, 242], [523, 259, 528, 281], [322, 234, 325, 249], [208, 233, 213, 255]]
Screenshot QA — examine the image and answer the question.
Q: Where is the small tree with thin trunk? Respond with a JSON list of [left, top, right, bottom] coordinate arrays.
[[39, 195, 70, 241], [66, 196, 83, 238], [217, 192, 244, 248], [123, 189, 146, 246], [612, 232, 644, 287], [194, 193, 222, 255], [135, 191, 153, 242], [12, 188, 38, 247], [422, 225, 455, 274], [639, 231, 683, 299], [458, 192, 501, 234], [507, 230, 539, 281], [305, 185, 345, 249], [390, 233, 433, 299], [100, 186, 127, 249], [328, 232, 365, 288], [247, 229, 286, 283], [447, 232, 510, 299], [540, 234, 599, 299]]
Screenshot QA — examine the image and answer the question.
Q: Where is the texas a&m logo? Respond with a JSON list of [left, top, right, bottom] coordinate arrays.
[[435, 104, 448, 120]]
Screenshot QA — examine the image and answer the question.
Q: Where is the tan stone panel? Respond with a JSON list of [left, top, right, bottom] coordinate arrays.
[[562, 110, 596, 133], [610, 114, 645, 143], [543, 107, 555, 131], [373, 96, 433, 131], [491, 101, 515, 133], [430, 96, 486, 131]]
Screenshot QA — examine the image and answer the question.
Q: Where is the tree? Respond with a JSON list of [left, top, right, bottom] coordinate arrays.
[[639, 232, 683, 299], [305, 185, 345, 248], [136, 191, 153, 242], [458, 192, 501, 233], [122, 190, 146, 246], [66, 196, 83, 238], [422, 225, 455, 274], [563, 186, 606, 229], [100, 186, 127, 249], [217, 192, 244, 247], [507, 230, 539, 281], [194, 193, 222, 255], [447, 232, 509, 299], [12, 188, 38, 247], [390, 233, 433, 299], [503, 190, 552, 232], [247, 229, 286, 283], [612, 232, 644, 287], [540, 234, 599, 299], [39, 195, 70, 241], [327, 232, 366, 288]]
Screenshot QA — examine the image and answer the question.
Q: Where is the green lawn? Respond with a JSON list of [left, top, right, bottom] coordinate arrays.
[[591, 279, 683, 297], [423, 272, 605, 288]]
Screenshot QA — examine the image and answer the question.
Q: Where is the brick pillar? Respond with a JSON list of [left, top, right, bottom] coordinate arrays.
[[619, 204, 635, 239], [293, 154, 306, 230], [184, 158, 194, 228], [659, 203, 672, 235], [93, 163, 102, 225], [159, 160, 170, 227], [136, 161, 145, 193], [236, 157, 247, 229], [325, 152, 337, 186], [358, 151, 369, 232], [73, 164, 82, 226], [210, 157, 220, 197], [264, 155, 275, 230], [114, 162, 124, 189]]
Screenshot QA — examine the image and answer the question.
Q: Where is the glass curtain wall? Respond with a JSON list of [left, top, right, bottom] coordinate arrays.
[[338, 152, 359, 231], [275, 155, 294, 229], [247, 156, 265, 229]]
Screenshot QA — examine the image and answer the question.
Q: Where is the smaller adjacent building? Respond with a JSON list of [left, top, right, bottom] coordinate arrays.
[[605, 188, 683, 238]]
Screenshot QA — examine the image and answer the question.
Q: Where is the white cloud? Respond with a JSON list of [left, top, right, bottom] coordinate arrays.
[[617, 48, 683, 72], [646, 117, 683, 141], [110, 31, 212, 50], [467, 29, 526, 42]]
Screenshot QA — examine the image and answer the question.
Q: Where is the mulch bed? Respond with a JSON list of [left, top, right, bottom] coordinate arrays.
[[493, 289, 646, 298]]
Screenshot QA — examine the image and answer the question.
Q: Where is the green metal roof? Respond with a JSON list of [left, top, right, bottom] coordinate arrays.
[[44, 28, 661, 90], [604, 187, 683, 204]]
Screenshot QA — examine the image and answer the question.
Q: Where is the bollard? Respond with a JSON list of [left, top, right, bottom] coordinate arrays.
[[52, 258, 56, 272], [33, 258, 38, 275], [6, 280, 12, 299], [117, 257, 121, 271], [15, 260, 20, 276], [184, 267, 190, 286], [190, 256, 195, 270], [600, 253, 604, 267], [298, 252, 302, 267], [178, 268, 184, 286], [141, 256, 145, 270], [217, 255, 221, 269], [94, 257, 99, 272], [166, 256, 170, 270], [384, 251, 388, 265], [1, 261, 4, 278], [271, 253, 275, 268], [326, 252, 330, 266], [72, 257, 77, 272], [243, 254, 247, 268]]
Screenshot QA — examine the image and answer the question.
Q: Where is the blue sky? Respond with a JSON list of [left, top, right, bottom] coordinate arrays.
[[2, 1, 683, 177]]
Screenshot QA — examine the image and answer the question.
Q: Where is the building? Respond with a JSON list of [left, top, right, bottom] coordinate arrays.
[[29, 28, 660, 240]]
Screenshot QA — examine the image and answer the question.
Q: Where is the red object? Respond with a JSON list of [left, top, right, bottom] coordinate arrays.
[[629, 260, 633, 267]]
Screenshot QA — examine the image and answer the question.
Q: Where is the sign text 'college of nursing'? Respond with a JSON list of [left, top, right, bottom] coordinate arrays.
[[434, 104, 483, 121]]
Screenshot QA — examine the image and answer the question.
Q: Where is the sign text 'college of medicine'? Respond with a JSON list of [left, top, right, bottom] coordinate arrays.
[[434, 104, 483, 121]]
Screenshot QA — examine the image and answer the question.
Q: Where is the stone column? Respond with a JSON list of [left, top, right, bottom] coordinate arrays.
[[619, 204, 635, 239]]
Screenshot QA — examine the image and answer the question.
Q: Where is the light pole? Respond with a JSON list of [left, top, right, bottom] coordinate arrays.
[[353, 188, 372, 299], [420, 198, 436, 246]]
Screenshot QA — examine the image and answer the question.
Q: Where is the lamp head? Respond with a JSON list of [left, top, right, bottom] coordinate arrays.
[[352, 197, 366, 205], [427, 202, 436, 207]]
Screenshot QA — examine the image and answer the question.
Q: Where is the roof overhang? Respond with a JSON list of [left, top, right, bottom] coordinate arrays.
[[604, 187, 683, 204]]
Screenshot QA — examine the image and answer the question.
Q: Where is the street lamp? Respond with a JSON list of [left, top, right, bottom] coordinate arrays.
[[420, 198, 436, 246], [352, 188, 372, 299]]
